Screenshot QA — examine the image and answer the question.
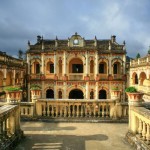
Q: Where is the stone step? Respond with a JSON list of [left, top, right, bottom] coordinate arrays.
[[21, 117, 128, 123]]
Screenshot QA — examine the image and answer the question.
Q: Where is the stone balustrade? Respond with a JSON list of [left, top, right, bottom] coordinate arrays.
[[129, 106, 150, 148], [0, 104, 23, 149], [20, 102, 34, 117], [19, 99, 128, 119], [130, 55, 150, 67]]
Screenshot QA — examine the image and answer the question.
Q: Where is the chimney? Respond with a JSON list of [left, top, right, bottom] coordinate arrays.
[[111, 35, 116, 43]]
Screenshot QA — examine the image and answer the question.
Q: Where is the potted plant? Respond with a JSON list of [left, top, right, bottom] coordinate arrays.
[[4, 86, 22, 102], [111, 87, 121, 100], [125, 86, 144, 102], [30, 84, 41, 101]]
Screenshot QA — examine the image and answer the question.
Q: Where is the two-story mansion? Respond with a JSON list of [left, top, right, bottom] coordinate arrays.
[[27, 33, 127, 101]]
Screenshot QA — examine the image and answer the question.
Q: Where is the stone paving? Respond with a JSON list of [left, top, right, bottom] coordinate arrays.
[[15, 121, 133, 150]]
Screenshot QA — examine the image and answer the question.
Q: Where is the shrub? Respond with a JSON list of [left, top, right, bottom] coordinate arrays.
[[30, 84, 41, 90], [4, 86, 22, 92], [112, 87, 119, 90], [125, 86, 137, 93]]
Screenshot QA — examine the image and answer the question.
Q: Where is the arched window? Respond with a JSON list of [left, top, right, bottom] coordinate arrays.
[[90, 90, 94, 99], [113, 62, 121, 74], [139, 72, 146, 86], [47, 61, 54, 73], [135, 74, 138, 84], [33, 62, 40, 74], [58, 91, 62, 99]]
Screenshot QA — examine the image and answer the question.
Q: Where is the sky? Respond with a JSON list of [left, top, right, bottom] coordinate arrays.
[[0, 0, 150, 58]]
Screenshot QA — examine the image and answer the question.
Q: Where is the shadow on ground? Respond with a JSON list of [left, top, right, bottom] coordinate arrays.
[[15, 134, 108, 150]]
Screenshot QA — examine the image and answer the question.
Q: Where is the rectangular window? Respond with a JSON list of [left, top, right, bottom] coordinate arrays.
[[50, 64, 54, 73]]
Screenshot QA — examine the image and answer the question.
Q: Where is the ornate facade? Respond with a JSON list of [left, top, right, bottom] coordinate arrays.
[[0, 52, 26, 101], [27, 33, 127, 101]]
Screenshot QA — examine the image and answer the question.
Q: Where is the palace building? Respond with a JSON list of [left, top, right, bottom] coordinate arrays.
[[27, 33, 127, 101]]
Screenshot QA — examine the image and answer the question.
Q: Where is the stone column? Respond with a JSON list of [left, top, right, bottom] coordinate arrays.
[[95, 51, 98, 76], [41, 54, 44, 74], [9, 115, 15, 135], [63, 51, 66, 75], [28, 83, 30, 102], [86, 82, 89, 99], [63, 82, 67, 99], [41, 81, 45, 98], [109, 55, 112, 74], [95, 82, 98, 99], [86, 51, 88, 75], [54, 51, 57, 74]]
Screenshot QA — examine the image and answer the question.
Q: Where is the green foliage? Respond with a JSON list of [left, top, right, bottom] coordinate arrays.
[[136, 53, 141, 59], [30, 84, 41, 90], [4, 86, 22, 92], [112, 87, 119, 90], [125, 87, 137, 93]]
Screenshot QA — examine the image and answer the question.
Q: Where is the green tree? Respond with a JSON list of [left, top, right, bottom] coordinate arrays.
[[136, 53, 141, 59]]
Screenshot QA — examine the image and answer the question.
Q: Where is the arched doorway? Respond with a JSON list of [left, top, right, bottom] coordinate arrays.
[[46, 89, 54, 98], [69, 89, 84, 99], [99, 89, 107, 99]]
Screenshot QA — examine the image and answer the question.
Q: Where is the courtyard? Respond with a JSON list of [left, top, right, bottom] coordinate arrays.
[[15, 121, 133, 150]]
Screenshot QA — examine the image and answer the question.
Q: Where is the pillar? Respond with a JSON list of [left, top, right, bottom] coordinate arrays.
[[95, 51, 98, 76], [95, 82, 98, 99], [86, 82, 89, 99], [54, 51, 57, 74], [63, 51, 66, 75], [41, 54, 44, 74], [86, 51, 88, 75]]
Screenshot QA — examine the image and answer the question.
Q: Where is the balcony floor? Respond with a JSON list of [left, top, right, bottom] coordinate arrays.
[[15, 121, 133, 150]]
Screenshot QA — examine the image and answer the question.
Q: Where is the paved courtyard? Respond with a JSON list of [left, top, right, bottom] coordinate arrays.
[[15, 121, 133, 150]]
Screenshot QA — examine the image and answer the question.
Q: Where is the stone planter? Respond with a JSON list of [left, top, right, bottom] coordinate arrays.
[[111, 90, 121, 101], [30, 89, 41, 102], [6, 90, 22, 103], [126, 92, 144, 102]]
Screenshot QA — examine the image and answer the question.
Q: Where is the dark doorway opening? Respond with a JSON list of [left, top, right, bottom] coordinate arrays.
[[69, 89, 84, 99], [135, 74, 138, 84], [46, 89, 54, 98], [99, 90, 107, 99]]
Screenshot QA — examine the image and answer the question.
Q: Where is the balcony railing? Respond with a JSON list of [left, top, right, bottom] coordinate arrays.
[[69, 73, 83, 80], [99, 74, 108, 80]]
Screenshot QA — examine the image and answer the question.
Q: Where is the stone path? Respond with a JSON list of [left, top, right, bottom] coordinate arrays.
[[15, 121, 133, 150]]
